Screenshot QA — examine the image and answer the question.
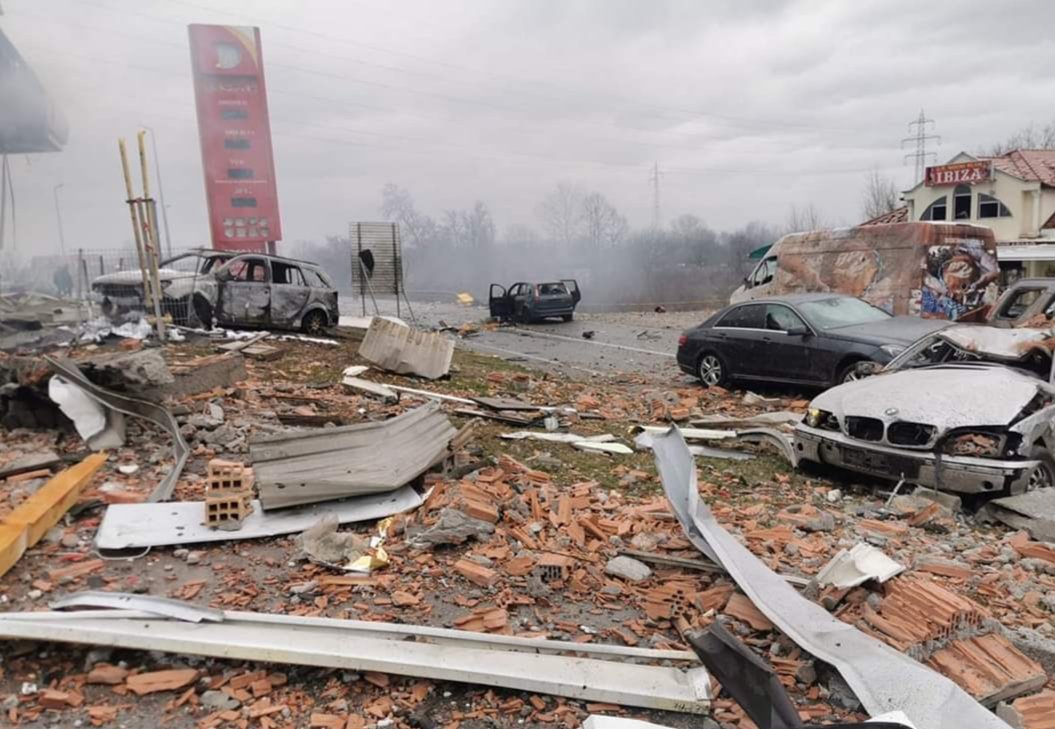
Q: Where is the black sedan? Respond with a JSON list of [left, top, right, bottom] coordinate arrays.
[[677, 294, 950, 388]]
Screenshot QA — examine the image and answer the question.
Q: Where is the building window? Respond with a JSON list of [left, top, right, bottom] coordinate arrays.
[[978, 193, 1011, 219], [221, 109, 248, 120], [920, 197, 947, 221], [954, 185, 972, 219], [224, 138, 251, 150], [231, 197, 257, 208], [227, 168, 254, 180]]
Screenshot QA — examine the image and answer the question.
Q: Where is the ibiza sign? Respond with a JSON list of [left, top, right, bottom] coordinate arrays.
[[925, 161, 992, 186]]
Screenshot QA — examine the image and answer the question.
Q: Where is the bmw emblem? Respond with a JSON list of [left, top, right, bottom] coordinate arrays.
[[884, 407, 899, 416]]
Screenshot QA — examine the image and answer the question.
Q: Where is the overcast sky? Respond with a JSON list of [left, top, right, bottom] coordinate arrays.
[[2, 0, 1055, 257]]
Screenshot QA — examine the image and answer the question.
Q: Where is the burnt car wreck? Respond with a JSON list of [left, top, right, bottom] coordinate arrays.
[[794, 325, 1055, 495], [92, 250, 339, 334], [488, 279, 581, 323]]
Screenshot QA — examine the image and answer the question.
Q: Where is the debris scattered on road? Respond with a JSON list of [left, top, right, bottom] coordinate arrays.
[[815, 543, 905, 588], [359, 318, 454, 379]]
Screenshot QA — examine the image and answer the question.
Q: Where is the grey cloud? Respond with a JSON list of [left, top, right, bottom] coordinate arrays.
[[2, 0, 1054, 258]]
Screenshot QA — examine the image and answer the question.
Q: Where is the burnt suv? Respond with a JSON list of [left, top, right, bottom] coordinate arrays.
[[91, 250, 339, 334], [488, 280, 581, 323]]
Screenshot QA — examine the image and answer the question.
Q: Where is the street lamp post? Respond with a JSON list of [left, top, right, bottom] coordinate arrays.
[[142, 126, 173, 258], [52, 183, 66, 256]]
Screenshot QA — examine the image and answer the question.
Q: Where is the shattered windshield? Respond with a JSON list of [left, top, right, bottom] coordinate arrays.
[[797, 297, 890, 330], [160, 253, 227, 274], [888, 331, 1052, 379]]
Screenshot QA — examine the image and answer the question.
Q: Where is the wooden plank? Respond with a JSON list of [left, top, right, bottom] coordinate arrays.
[[0, 522, 30, 582], [0, 452, 62, 481], [12, 452, 108, 548], [471, 396, 542, 412], [452, 408, 539, 426], [0, 453, 107, 580]]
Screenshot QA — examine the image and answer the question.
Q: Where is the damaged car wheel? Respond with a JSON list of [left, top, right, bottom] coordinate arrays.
[[193, 295, 214, 330], [1026, 446, 1055, 491], [697, 353, 728, 388], [301, 309, 328, 335]]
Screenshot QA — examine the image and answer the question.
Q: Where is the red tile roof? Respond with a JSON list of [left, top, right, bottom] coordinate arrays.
[[860, 205, 908, 226], [978, 149, 1055, 187]]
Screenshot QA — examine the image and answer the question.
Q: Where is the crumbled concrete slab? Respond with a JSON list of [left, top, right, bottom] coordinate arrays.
[[1002, 626, 1055, 677], [913, 487, 962, 513], [298, 515, 369, 569], [81, 350, 174, 394], [605, 556, 652, 582], [407, 507, 495, 547]]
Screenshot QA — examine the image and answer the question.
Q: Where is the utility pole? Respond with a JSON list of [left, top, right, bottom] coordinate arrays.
[[649, 162, 662, 229], [901, 110, 940, 184], [53, 183, 66, 256], [142, 126, 173, 258]]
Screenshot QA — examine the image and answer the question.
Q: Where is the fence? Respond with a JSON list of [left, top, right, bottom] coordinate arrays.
[[15, 246, 200, 299]]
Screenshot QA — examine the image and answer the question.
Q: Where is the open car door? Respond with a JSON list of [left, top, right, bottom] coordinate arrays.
[[561, 279, 581, 305], [489, 284, 512, 319]]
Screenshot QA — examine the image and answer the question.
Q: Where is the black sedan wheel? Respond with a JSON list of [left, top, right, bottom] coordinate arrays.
[[697, 353, 727, 387], [837, 361, 868, 385]]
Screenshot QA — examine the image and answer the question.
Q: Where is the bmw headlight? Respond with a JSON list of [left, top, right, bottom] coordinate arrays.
[[805, 408, 837, 430], [943, 430, 1006, 458], [879, 344, 905, 357]]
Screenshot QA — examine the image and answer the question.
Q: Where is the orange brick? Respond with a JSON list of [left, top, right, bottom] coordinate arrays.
[[453, 559, 497, 587], [462, 500, 498, 524], [38, 689, 72, 709], [724, 593, 774, 632]]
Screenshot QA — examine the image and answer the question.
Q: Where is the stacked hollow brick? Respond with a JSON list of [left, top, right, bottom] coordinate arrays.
[[204, 459, 254, 528], [859, 575, 1045, 703]]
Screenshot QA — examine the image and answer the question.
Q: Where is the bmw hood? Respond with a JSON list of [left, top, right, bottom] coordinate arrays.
[[811, 365, 1051, 429]]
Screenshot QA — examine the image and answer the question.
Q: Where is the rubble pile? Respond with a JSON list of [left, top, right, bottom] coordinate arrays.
[[0, 321, 1053, 729]]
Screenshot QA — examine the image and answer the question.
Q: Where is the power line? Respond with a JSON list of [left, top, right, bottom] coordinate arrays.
[[649, 162, 663, 229], [88, 0, 865, 136], [22, 42, 894, 180], [901, 109, 940, 184], [12, 2, 896, 171], [10, 10, 871, 160]]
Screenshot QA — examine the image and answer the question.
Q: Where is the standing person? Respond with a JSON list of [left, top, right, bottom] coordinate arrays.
[[53, 264, 73, 297]]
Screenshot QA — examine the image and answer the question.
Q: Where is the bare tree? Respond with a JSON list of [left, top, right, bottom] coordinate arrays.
[[462, 201, 496, 249], [380, 183, 435, 247], [861, 169, 900, 221], [785, 203, 826, 233], [581, 192, 628, 248], [670, 213, 705, 239], [503, 224, 540, 246], [536, 183, 585, 244], [439, 209, 465, 246], [722, 221, 779, 278], [985, 120, 1055, 156]]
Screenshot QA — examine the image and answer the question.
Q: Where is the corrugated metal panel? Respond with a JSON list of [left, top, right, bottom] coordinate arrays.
[[250, 402, 455, 510], [358, 318, 454, 380], [95, 484, 427, 550]]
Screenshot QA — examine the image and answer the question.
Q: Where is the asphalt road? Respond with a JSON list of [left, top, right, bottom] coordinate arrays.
[[340, 298, 710, 379]]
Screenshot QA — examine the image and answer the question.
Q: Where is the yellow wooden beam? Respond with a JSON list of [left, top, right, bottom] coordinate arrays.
[[0, 521, 29, 583], [0, 452, 108, 579]]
